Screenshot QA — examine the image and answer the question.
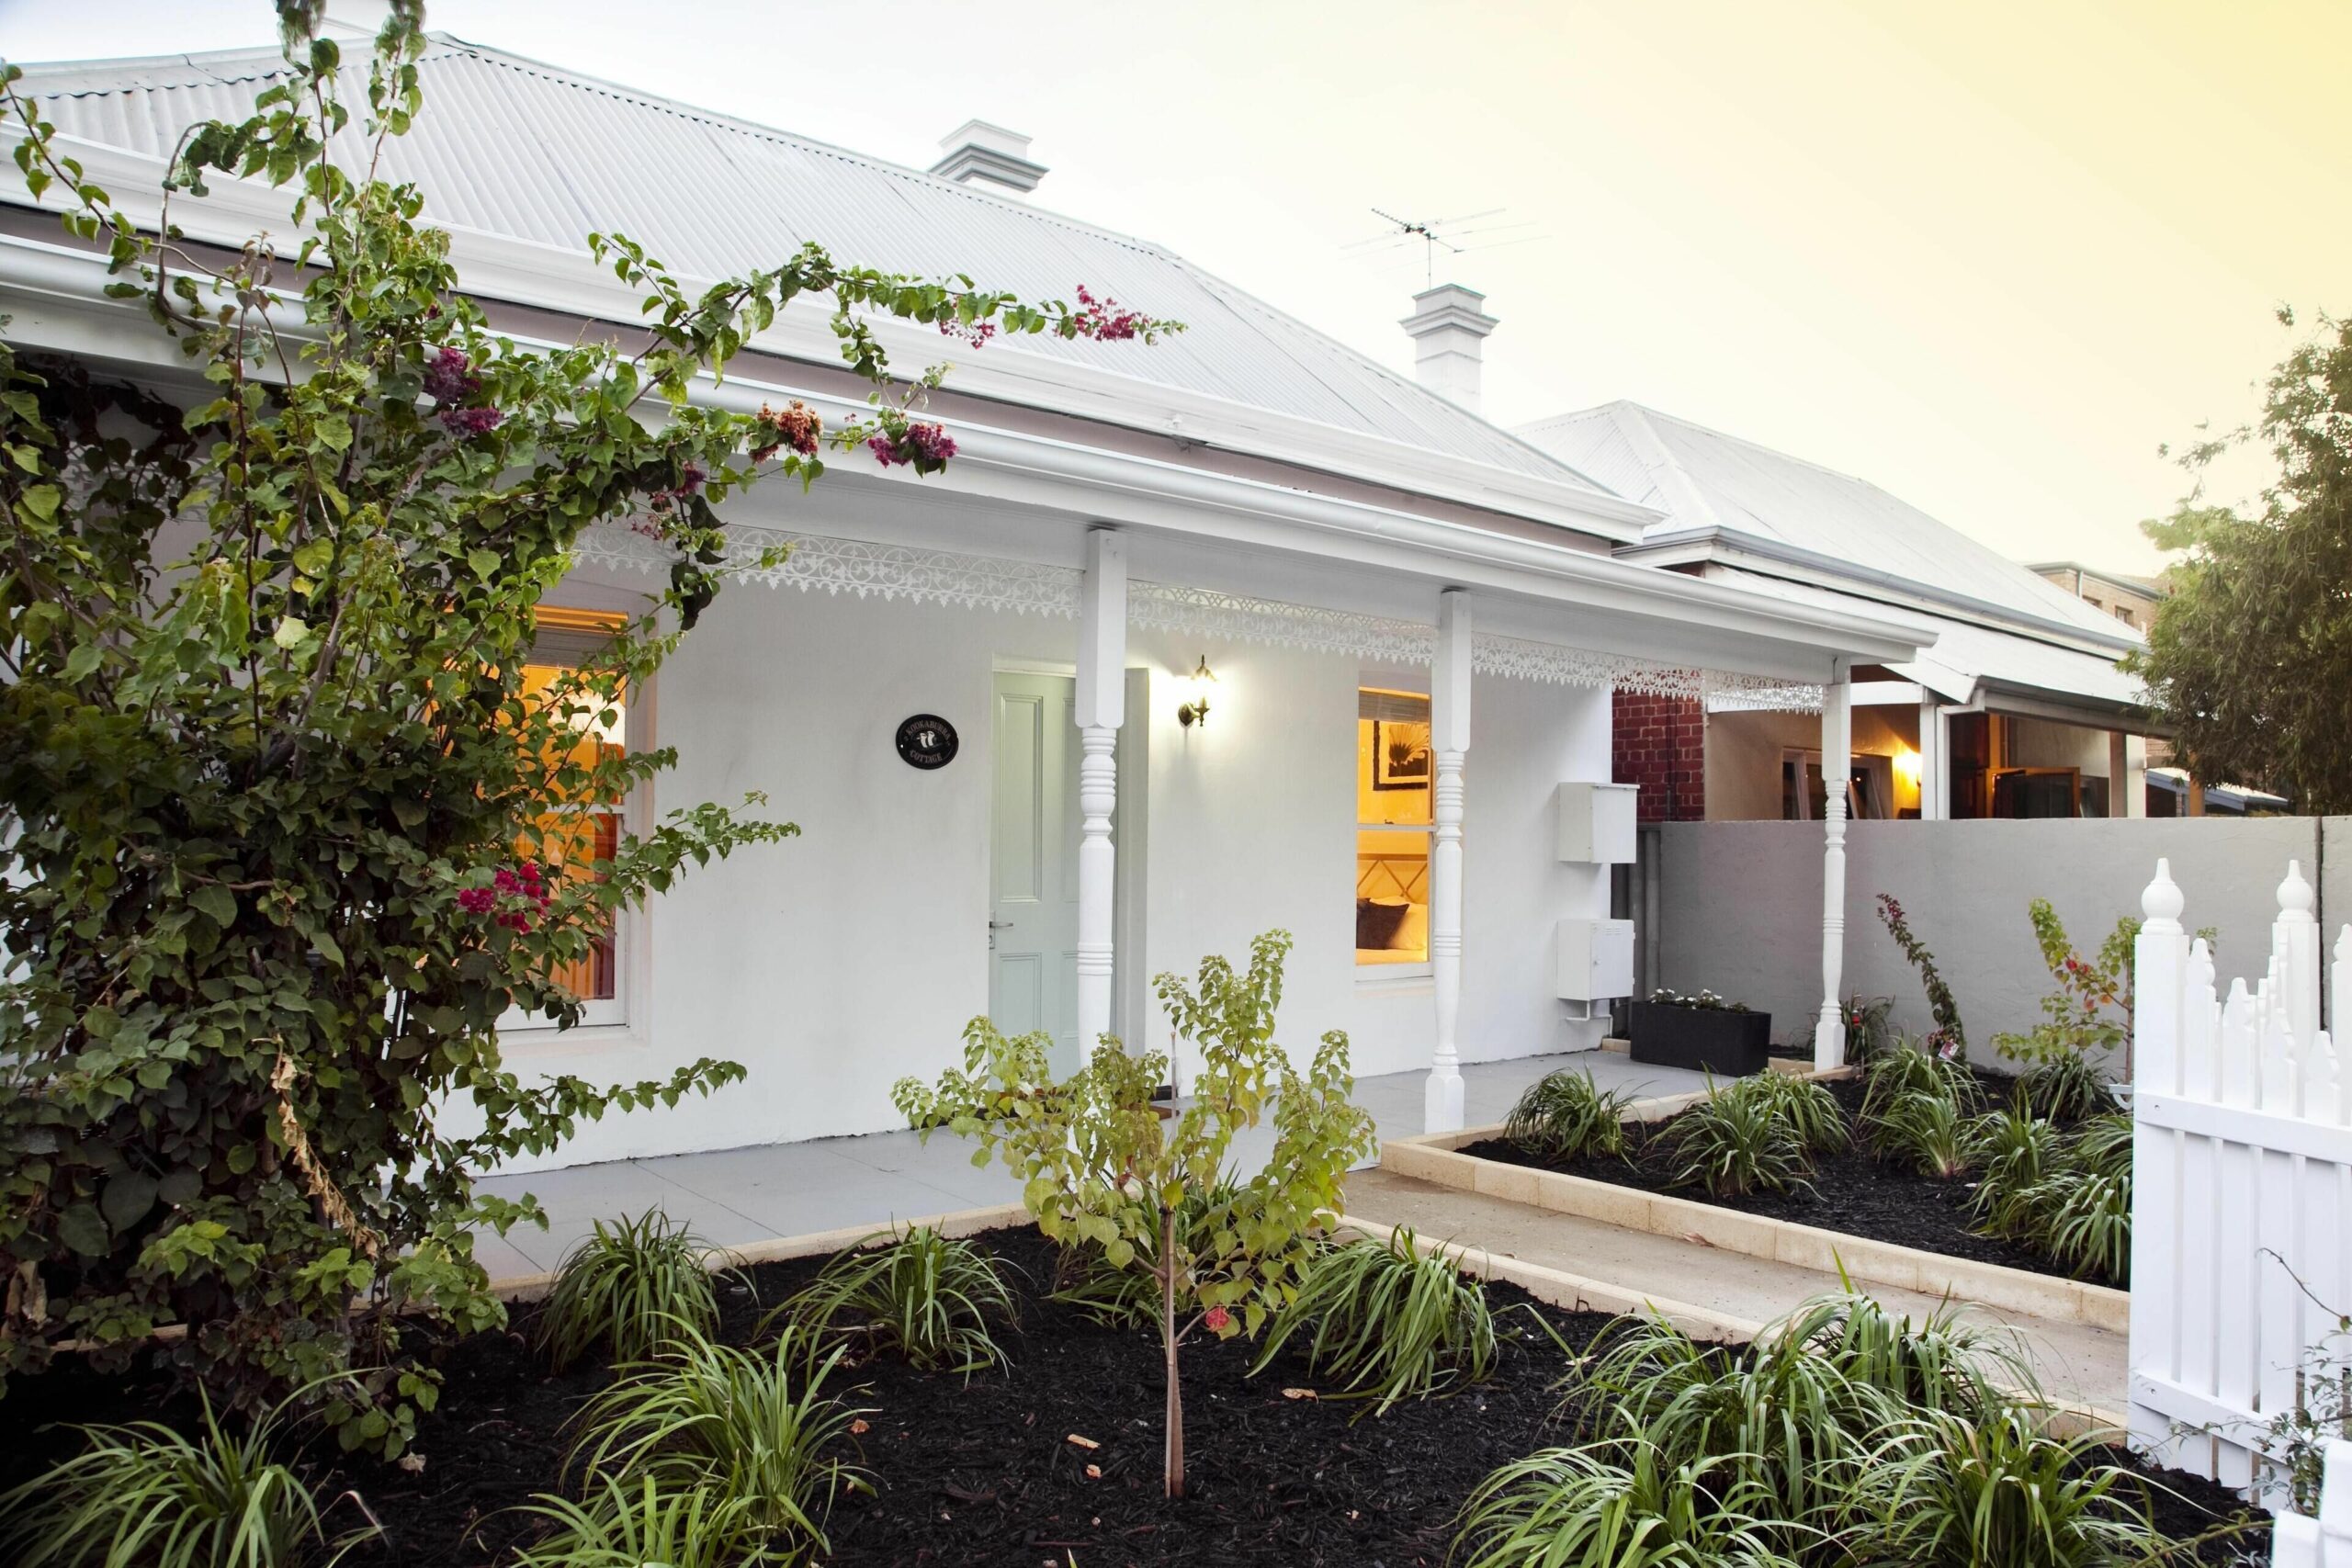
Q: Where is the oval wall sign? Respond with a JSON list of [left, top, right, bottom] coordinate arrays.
[[895, 714, 959, 770]]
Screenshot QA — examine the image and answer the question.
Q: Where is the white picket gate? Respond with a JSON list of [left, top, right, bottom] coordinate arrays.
[[2277, 1438, 2352, 1565], [2129, 858, 2352, 1502]]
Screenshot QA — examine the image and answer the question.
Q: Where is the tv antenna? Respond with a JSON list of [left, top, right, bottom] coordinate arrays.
[[1342, 207, 1540, 286]]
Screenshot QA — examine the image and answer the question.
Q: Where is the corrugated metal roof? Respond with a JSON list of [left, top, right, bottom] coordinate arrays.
[[19, 38, 1604, 495], [1518, 400, 2138, 645]]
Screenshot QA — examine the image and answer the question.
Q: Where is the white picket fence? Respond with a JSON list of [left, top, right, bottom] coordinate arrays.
[[2129, 858, 2352, 1502], [2277, 1438, 2352, 1565]]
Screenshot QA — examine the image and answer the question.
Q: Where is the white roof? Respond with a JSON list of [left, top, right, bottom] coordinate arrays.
[[1517, 401, 2138, 647], [16, 37, 1619, 518]]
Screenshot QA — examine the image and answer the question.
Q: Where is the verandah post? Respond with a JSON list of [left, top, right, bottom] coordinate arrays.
[[1074, 526, 1126, 1052], [1425, 588, 1471, 1133], [1813, 657, 1852, 1069]]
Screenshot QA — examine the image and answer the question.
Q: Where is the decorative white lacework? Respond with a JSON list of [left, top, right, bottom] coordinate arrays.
[[1127, 581, 1437, 664], [573, 522, 1825, 705], [573, 521, 1080, 616]]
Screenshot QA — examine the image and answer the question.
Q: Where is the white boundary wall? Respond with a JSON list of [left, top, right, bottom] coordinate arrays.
[[2275, 1438, 2352, 1565], [2130, 858, 2352, 1501]]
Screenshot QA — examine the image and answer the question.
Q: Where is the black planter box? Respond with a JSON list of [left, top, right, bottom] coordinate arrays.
[[1628, 1001, 1770, 1077]]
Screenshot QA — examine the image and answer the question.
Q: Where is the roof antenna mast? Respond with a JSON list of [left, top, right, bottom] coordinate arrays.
[[1345, 207, 1534, 287]]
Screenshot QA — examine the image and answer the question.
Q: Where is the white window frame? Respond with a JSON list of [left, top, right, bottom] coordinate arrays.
[[499, 617, 650, 1040]]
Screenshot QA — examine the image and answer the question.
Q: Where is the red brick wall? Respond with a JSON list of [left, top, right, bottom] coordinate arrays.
[[1612, 691, 1706, 824]]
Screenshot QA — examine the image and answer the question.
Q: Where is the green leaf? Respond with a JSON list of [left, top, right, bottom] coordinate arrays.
[[188, 884, 237, 927], [62, 640, 101, 681], [57, 1203, 109, 1257], [101, 1170, 160, 1231], [467, 547, 500, 581], [19, 481, 60, 519]]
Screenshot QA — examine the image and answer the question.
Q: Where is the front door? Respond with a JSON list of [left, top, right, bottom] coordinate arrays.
[[989, 671, 1081, 1075]]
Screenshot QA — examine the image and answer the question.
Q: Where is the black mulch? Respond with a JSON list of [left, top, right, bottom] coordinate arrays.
[[1460, 1074, 2127, 1289], [0, 1224, 2258, 1564]]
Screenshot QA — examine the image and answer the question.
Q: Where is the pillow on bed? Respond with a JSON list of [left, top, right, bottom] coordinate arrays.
[[1356, 897, 1410, 950]]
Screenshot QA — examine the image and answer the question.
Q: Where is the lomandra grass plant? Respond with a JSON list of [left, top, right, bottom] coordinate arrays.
[[1872, 1089, 1979, 1180], [1729, 1072, 1849, 1156], [1660, 1082, 1814, 1200], [511, 1475, 753, 1568], [775, 1224, 1018, 1375], [536, 1210, 729, 1371], [1502, 1069, 1635, 1162], [0, 1387, 373, 1568], [1465, 1290, 2189, 1567], [1249, 1228, 1497, 1416], [566, 1325, 869, 1565]]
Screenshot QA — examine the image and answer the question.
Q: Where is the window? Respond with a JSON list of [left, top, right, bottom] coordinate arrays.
[[1780, 750, 1894, 821], [1357, 688, 1430, 966], [511, 606, 632, 1029]]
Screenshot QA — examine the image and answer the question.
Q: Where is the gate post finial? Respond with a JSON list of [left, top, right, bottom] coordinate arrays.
[[2143, 858, 2185, 929]]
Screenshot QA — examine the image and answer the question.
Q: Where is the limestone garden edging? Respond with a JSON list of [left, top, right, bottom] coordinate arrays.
[[1380, 1071, 2130, 1337]]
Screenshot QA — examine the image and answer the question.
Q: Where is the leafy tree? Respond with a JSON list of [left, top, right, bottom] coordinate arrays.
[[0, 3, 1171, 1450], [892, 931, 1376, 1499], [2132, 309, 2352, 813]]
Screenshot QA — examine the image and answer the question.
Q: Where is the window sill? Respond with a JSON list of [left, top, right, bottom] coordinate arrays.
[[496, 1021, 643, 1055], [1355, 966, 1433, 993]]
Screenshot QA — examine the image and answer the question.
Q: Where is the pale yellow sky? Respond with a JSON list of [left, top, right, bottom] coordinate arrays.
[[6, 0, 2346, 574]]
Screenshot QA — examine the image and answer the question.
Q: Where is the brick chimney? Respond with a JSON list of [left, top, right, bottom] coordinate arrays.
[[1399, 283, 1499, 413]]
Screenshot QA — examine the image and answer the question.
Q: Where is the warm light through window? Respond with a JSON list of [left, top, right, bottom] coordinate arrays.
[[1356, 687, 1431, 966]]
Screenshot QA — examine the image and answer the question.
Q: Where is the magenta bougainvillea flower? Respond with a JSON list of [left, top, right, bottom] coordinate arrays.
[[867, 421, 958, 473], [459, 861, 553, 932], [424, 345, 503, 437], [1071, 285, 1145, 342]]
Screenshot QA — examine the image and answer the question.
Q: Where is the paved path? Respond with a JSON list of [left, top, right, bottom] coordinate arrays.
[[1340, 1166, 2126, 1412], [471, 1049, 1711, 1279]]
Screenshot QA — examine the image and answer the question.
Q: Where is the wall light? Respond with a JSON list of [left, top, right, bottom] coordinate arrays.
[[1175, 654, 1216, 729], [1893, 746, 1922, 788]]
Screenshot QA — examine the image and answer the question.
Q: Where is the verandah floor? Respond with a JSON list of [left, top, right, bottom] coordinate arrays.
[[470, 1049, 1713, 1280]]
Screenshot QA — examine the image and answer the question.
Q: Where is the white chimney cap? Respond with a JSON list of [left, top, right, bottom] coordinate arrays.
[[1400, 285, 1499, 413], [929, 119, 1047, 196]]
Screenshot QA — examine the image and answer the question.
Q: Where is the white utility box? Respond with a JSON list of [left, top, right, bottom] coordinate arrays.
[[1555, 918, 1635, 1001], [1555, 782, 1639, 864]]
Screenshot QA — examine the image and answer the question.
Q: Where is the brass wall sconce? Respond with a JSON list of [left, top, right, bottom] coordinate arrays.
[[1176, 654, 1216, 729]]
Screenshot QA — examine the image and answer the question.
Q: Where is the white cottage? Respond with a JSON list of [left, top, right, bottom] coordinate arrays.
[[4, 34, 1931, 1167]]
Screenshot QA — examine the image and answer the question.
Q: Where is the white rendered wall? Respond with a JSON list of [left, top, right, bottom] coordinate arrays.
[[467, 593, 1619, 1169]]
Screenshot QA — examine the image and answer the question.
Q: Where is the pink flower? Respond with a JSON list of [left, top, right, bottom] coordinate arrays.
[[1070, 285, 1144, 342], [752, 400, 822, 459], [1202, 1304, 1231, 1333], [438, 405, 503, 438], [456, 886, 495, 915], [866, 422, 957, 473], [423, 346, 477, 404]]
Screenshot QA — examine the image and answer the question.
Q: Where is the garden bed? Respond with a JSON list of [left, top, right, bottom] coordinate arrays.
[[0, 1221, 2251, 1566], [1457, 1073, 2119, 1289]]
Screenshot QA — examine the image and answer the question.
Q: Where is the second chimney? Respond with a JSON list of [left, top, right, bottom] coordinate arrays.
[[1399, 284, 1498, 413], [928, 120, 1047, 197]]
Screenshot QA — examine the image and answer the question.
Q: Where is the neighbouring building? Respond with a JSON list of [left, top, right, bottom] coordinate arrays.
[[5, 30, 1929, 1162], [2028, 559, 2168, 632], [1519, 404, 2163, 826]]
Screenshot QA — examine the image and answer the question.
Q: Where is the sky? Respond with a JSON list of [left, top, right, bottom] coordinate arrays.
[[6, 0, 2346, 576]]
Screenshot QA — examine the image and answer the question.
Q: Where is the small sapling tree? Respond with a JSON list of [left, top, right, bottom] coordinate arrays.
[[893, 930, 1375, 1498]]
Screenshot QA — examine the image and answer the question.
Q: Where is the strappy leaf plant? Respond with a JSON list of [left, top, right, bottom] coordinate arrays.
[[1249, 1227, 1496, 1416], [772, 1224, 1017, 1374], [1660, 1082, 1815, 1200], [510, 1474, 754, 1568], [1872, 1089, 1980, 1180], [1727, 1072, 1849, 1156], [0, 1385, 375, 1568], [536, 1210, 730, 1371], [566, 1324, 869, 1565], [1503, 1069, 1636, 1161], [1453, 1440, 1803, 1568]]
